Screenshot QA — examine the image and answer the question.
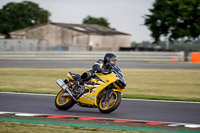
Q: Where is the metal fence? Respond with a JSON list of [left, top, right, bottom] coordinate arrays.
[[0, 40, 47, 51], [0, 51, 185, 61]]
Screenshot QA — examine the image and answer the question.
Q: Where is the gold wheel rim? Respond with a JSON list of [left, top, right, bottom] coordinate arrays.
[[99, 92, 118, 110], [56, 90, 71, 105]]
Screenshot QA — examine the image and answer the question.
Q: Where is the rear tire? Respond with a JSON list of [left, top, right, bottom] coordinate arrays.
[[98, 91, 121, 114], [55, 89, 75, 110]]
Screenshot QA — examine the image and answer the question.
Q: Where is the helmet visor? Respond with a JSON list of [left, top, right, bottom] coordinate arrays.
[[110, 58, 117, 66]]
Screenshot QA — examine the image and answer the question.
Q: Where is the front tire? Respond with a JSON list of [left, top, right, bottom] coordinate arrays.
[[98, 91, 121, 114], [55, 89, 75, 110]]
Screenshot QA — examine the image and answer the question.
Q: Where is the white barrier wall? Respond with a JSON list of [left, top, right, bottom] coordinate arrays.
[[0, 51, 185, 61]]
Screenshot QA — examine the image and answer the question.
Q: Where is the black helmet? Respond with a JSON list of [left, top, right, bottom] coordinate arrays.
[[104, 53, 117, 66]]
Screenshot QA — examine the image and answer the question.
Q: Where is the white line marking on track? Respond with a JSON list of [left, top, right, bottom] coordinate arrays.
[[1, 92, 200, 104], [122, 98, 200, 104], [0, 92, 55, 96]]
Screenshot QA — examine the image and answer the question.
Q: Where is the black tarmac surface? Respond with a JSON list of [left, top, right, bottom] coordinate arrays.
[[0, 60, 200, 69], [0, 92, 200, 124]]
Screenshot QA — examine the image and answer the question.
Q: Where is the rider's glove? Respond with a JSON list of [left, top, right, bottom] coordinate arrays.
[[92, 64, 100, 72], [89, 70, 96, 77], [105, 62, 112, 69]]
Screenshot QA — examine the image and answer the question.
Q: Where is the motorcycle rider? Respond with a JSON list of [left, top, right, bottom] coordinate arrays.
[[56, 53, 125, 113], [70, 53, 117, 97], [77, 53, 117, 100], [81, 53, 117, 81]]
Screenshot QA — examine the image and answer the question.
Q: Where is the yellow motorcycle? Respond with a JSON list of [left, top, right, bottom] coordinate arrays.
[[55, 66, 126, 113]]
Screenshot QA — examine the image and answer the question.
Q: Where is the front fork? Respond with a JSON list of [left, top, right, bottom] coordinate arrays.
[[105, 84, 114, 101]]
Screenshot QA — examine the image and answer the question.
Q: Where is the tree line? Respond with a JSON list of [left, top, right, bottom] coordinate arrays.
[[1, 0, 200, 50], [0, 1, 113, 38]]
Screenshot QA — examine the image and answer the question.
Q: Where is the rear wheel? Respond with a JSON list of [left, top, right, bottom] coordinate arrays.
[[55, 89, 75, 110], [98, 91, 121, 113]]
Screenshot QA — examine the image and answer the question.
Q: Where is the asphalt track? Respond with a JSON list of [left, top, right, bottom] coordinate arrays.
[[0, 92, 200, 124], [0, 60, 200, 69], [1, 61, 200, 126]]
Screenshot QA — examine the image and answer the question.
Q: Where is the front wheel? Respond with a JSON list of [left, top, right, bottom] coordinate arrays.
[[98, 91, 121, 114], [55, 89, 75, 110]]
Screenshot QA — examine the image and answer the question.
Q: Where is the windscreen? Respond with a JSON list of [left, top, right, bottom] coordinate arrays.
[[112, 66, 126, 85]]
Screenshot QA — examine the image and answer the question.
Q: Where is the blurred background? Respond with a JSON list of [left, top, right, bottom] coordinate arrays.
[[0, 0, 200, 62], [0, 2, 200, 131]]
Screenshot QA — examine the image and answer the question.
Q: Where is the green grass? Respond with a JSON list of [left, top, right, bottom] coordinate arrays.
[[0, 121, 147, 133], [0, 115, 200, 133], [0, 68, 200, 101]]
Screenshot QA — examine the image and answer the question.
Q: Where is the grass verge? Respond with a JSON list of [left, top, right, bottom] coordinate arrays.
[[1, 115, 200, 133], [1, 121, 145, 133], [0, 68, 200, 102]]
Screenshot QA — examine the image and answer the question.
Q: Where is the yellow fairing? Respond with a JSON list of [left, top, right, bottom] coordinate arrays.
[[66, 72, 74, 82], [113, 82, 124, 93], [77, 73, 124, 106]]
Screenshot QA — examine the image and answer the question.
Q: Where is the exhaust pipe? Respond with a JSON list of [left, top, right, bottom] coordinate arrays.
[[56, 79, 78, 102], [56, 79, 68, 90]]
